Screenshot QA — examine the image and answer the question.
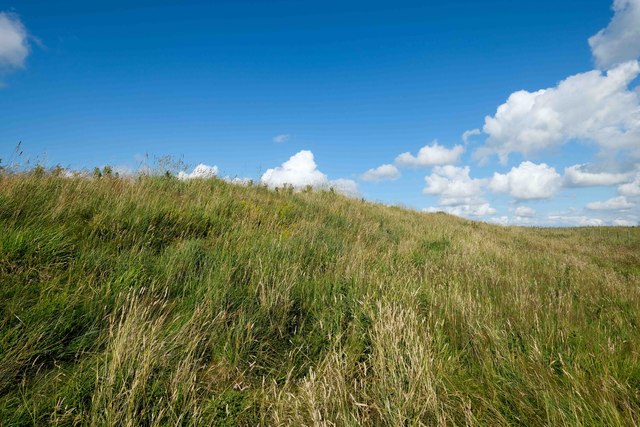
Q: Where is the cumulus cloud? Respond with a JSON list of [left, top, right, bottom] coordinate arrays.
[[489, 161, 562, 199], [497, 214, 539, 226], [586, 195, 635, 210], [489, 205, 637, 227], [273, 134, 289, 143], [261, 150, 327, 188], [489, 210, 621, 227], [396, 141, 464, 168], [468, 203, 497, 216], [514, 206, 536, 217], [487, 216, 511, 226], [589, 0, 640, 69], [547, 215, 605, 227], [618, 175, 640, 196], [329, 178, 359, 197], [361, 164, 400, 182], [613, 218, 637, 226], [424, 203, 495, 217], [424, 165, 484, 201], [260, 150, 358, 196], [474, 0, 640, 164], [422, 165, 495, 217], [0, 12, 29, 80], [478, 61, 640, 163], [564, 164, 632, 186], [462, 128, 481, 144], [177, 163, 219, 180]]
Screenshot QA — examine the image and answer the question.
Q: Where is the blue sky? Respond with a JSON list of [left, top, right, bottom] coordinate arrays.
[[1, 0, 639, 226]]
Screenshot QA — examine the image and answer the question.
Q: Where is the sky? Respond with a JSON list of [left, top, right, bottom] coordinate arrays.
[[1, 0, 639, 226]]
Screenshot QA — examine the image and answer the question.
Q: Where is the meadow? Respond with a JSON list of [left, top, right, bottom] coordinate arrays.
[[0, 170, 639, 426]]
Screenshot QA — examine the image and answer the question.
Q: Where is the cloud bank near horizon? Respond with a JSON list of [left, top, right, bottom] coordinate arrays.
[[366, 0, 640, 227]]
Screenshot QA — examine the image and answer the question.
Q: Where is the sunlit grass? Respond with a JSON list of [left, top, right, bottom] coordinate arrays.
[[1, 172, 639, 425]]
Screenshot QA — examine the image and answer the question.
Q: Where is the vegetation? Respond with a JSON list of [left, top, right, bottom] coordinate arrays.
[[1, 171, 639, 426]]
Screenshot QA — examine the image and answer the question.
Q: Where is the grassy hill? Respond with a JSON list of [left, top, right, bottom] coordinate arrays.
[[1, 173, 639, 426]]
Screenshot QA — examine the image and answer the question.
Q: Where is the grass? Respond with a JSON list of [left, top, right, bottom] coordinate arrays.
[[0, 171, 639, 426]]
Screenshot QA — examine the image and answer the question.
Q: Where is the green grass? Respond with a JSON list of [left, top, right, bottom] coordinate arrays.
[[1, 172, 639, 426]]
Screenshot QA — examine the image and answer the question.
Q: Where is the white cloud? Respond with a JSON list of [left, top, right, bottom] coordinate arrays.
[[487, 216, 510, 226], [613, 218, 636, 226], [423, 203, 495, 217], [589, 0, 640, 69], [462, 128, 481, 144], [273, 134, 290, 143], [329, 178, 359, 197], [586, 195, 635, 210], [422, 165, 495, 217], [475, 0, 640, 164], [424, 165, 484, 201], [578, 217, 606, 226], [260, 150, 358, 196], [488, 209, 635, 227], [477, 61, 640, 163], [618, 175, 640, 196], [177, 163, 219, 180], [547, 215, 605, 226], [361, 164, 400, 182], [488, 208, 637, 227], [564, 164, 632, 186], [0, 12, 29, 78], [261, 150, 327, 189], [396, 141, 464, 168], [514, 206, 536, 217], [479, 205, 499, 215], [489, 161, 562, 199]]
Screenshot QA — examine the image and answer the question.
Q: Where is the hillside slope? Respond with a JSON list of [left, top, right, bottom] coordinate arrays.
[[1, 174, 639, 426]]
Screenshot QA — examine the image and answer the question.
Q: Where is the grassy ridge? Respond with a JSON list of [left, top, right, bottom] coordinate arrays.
[[1, 173, 639, 426]]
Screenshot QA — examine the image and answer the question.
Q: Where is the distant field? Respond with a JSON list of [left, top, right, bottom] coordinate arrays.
[[1, 173, 639, 426]]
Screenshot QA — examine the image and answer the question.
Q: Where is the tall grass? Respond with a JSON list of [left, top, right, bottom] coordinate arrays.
[[0, 172, 639, 425]]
